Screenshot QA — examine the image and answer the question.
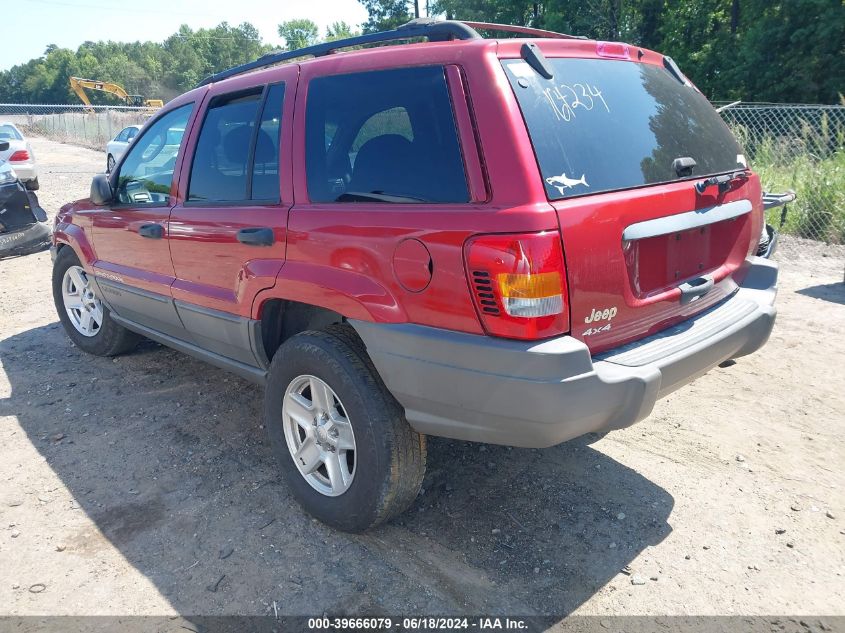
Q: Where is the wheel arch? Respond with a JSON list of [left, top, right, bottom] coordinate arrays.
[[250, 263, 408, 361], [53, 223, 95, 268], [255, 298, 345, 363]]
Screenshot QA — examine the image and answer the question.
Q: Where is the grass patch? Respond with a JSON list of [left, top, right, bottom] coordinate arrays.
[[732, 118, 845, 244]]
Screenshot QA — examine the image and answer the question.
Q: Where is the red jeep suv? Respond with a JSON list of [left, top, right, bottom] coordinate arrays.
[[51, 19, 778, 532]]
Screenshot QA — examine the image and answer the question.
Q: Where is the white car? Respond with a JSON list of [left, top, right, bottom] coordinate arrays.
[[105, 125, 141, 173], [0, 122, 39, 190]]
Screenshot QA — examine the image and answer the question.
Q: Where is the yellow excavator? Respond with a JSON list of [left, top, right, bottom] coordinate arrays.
[[69, 77, 164, 110]]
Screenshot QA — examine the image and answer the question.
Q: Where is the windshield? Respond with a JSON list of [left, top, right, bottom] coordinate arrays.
[[0, 124, 23, 141], [502, 58, 745, 200]]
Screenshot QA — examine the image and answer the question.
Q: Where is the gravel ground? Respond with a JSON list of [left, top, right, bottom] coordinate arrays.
[[0, 137, 843, 618]]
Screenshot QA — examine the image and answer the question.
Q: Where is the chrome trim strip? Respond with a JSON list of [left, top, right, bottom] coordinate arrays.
[[622, 199, 752, 242]]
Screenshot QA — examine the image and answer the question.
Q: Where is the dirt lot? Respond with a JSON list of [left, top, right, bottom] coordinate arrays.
[[1, 137, 843, 619]]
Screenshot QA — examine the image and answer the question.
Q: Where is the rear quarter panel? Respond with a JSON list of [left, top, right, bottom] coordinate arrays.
[[254, 41, 561, 330]]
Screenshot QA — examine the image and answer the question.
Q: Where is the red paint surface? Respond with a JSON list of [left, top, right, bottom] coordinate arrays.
[[54, 36, 762, 352], [393, 238, 433, 293]]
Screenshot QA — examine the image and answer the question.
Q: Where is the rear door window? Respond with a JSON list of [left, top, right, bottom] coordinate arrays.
[[251, 83, 285, 201], [188, 89, 262, 202], [502, 58, 745, 200], [305, 66, 469, 204], [187, 84, 285, 203]]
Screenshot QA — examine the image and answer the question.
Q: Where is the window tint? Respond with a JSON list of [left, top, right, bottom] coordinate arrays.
[[251, 83, 285, 201], [188, 83, 285, 203], [351, 107, 412, 154], [502, 58, 745, 200], [188, 90, 262, 202], [116, 104, 192, 205], [305, 66, 468, 204]]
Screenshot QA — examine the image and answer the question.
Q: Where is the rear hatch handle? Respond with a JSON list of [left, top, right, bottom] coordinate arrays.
[[678, 274, 714, 305]]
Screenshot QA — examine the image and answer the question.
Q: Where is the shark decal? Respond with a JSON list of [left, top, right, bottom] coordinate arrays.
[[545, 172, 589, 196]]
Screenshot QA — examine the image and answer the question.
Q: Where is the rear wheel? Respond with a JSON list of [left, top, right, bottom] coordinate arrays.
[[25, 177, 39, 191], [52, 247, 141, 356], [106, 155, 115, 173], [264, 324, 426, 532]]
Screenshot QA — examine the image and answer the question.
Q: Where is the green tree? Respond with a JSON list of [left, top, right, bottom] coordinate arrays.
[[358, 0, 414, 32], [1, 5, 843, 105], [326, 21, 359, 41], [277, 19, 320, 51]]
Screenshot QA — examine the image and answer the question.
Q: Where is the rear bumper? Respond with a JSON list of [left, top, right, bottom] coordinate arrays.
[[9, 162, 36, 181], [351, 257, 777, 448], [0, 221, 51, 258]]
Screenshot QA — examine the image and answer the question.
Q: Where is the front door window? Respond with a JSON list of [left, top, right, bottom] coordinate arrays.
[[115, 105, 192, 205]]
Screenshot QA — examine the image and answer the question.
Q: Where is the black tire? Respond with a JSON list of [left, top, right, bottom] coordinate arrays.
[[52, 246, 141, 356], [264, 324, 426, 532], [25, 177, 39, 191], [106, 155, 115, 173]]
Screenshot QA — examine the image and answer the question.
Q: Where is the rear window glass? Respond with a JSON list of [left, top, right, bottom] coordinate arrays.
[[305, 66, 469, 204], [502, 58, 745, 200], [0, 124, 22, 140]]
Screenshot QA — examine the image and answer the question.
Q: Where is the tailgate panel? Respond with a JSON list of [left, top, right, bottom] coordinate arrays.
[[555, 176, 762, 354]]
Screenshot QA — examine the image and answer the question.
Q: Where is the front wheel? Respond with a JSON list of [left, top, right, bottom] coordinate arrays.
[[52, 247, 141, 356], [264, 325, 426, 532], [106, 154, 115, 173]]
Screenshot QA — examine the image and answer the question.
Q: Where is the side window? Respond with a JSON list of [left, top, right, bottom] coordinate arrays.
[[126, 127, 139, 141], [188, 90, 261, 202], [251, 83, 285, 201], [116, 104, 192, 205], [305, 67, 469, 204], [115, 128, 130, 142], [187, 83, 285, 203]]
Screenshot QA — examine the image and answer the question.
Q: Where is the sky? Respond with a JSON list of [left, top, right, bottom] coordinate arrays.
[[2, 0, 370, 70]]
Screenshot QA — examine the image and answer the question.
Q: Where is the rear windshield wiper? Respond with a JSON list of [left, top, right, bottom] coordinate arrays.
[[695, 171, 748, 194], [335, 191, 429, 203]]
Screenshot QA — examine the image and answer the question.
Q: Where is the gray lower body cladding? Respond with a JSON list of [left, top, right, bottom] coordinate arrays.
[[89, 275, 269, 384], [351, 257, 778, 448]]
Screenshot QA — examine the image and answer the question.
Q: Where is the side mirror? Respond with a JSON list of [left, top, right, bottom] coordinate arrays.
[[90, 173, 114, 206], [0, 141, 9, 152]]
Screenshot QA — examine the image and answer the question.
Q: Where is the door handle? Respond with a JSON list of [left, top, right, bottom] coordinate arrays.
[[138, 223, 164, 239], [678, 274, 714, 305], [237, 227, 275, 246]]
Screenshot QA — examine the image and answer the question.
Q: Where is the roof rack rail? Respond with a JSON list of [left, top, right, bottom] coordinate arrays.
[[197, 18, 580, 87], [460, 21, 585, 40], [197, 19, 479, 87]]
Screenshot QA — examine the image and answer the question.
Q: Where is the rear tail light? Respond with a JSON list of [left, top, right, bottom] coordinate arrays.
[[465, 231, 569, 340], [9, 150, 30, 162]]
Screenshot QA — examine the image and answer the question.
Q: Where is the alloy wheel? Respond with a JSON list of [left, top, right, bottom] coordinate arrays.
[[62, 265, 103, 337], [282, 374, 357, 497]]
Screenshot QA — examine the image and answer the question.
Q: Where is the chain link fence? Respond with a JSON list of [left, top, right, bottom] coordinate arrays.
[[715, 102, 845, 268], [0, 103, 153, 151], [1, 101, 843, 269]]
